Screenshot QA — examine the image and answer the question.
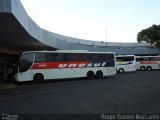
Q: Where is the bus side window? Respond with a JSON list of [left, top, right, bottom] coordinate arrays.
[[136, 58, 142, 62], [64, 53, 73, 61], [92, 54, 98, 61], [147, 58, 151, 61], [81, 54, 91, 61], [151, 57, 156, 61], [98, 54, 106, 61], [107, 54, 114, 61], [55, 53, 64, 61], [74, 54, 81, 61], [116, 57, 121, 62], [72, 54, 81, 61], [147, 57, 156, 61], [35, 53, 45, 62], [144, 58, 147, 61], [141, 58, 145, 61], [45, 53, 55, 62]]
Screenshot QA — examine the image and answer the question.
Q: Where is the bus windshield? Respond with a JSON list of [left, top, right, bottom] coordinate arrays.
[[19, 52, 34, 72]]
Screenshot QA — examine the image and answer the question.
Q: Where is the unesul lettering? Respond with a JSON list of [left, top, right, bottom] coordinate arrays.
[[58, 62, 107, 68]]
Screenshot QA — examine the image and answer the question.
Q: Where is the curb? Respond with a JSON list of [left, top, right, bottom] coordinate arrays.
[[0, 83, 16, 90]]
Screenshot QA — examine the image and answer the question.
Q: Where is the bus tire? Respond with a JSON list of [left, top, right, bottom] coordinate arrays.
[[147, 66, 152, 71], [119, 68, 124, 73], [96, 70, 103, 79], [87, 71, 94, 79], [33, 73, 44, 83], [140, 66, 145, 71]]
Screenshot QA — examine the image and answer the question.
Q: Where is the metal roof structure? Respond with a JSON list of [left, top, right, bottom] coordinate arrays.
[[0, 0, 160, 55]]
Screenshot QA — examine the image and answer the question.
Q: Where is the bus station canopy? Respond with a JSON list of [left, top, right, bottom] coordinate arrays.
[[0, 0, 56, 51]]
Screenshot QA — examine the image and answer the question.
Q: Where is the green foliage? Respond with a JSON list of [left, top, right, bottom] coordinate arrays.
[[137, 24, 160, 48]]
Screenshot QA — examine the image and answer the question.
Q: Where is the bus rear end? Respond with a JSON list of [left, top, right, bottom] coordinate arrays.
[[116, 55, 136, 73]]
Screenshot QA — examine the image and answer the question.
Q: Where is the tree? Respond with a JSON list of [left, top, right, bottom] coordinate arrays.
[[137, 24, 160, 48]]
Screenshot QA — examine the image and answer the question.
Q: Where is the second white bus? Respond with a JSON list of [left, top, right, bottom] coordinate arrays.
[[15, 50, 116, 82], [116, 55, 136, 73], [136, 56, 160, 70]]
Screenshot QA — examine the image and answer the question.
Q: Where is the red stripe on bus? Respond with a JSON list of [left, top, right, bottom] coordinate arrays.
[[140, 61, 158, 64], [31, 61, 90, 69]]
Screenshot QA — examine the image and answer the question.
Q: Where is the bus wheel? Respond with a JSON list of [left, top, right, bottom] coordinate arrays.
[[147, 66, 152, 71], [33, 73, 44, 83], [87, 71, 94, 79], [119, 68, 124, 73], [140, 66, 145, 71], [96, 70, 103, 79]]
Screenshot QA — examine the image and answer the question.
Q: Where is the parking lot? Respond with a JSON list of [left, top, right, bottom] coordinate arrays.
[[0, 70, 160, 115]]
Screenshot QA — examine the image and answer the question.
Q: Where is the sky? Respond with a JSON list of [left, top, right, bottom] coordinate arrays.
[[20, 0, 160, 43]]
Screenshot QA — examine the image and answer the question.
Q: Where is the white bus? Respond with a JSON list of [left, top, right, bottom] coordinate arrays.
[[15, 50, 116, 82], [116, 55, 136, 73], [136, 56, 160, 70]]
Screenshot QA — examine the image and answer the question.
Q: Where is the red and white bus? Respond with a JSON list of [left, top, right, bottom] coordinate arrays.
[[136, 56, 160, 70], [15, 50, 116, 82]]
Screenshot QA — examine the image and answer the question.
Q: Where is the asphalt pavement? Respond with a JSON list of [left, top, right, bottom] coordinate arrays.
[[0, 70, 160, 119]]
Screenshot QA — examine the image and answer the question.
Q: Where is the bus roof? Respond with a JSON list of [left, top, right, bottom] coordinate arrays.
[[22, 50, 115, 54], [136, 55, 160, 58], [116, 55, 135, 57]]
